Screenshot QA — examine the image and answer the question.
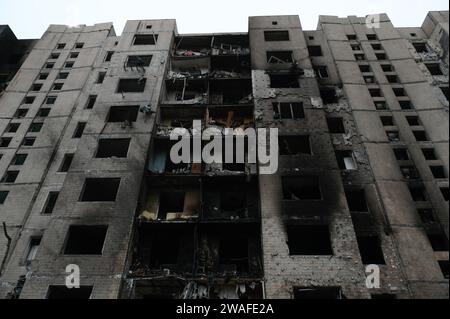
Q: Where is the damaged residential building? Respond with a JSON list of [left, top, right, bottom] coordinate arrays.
[[0, 11, 448, 299]]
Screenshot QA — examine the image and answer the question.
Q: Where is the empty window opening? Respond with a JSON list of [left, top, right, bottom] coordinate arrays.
[[64, 225, 107, 255], [149, 232, 180, 267], [29, 122, 44, 133], [24, 96, 35, 104], [386, 131, 400, 143], [413, 130, 428, 142], [56, 43, 66, 49], [269, 74, 299, 88], [46, 96, 57, 104], [107, 105, 139, 123], [399, 100, 413, 109], [49, 53, 60, 59], [1, 171, 19, 183], [57, 72, 69, 80], [47, 286, 93, 299], [218, 236, 249, 273], [52, 83, 63, 90], [12, 154, 27, 165], [439, 261, 449, 279], [31, 83, 42, 91], [0, 191, 9, 204], [314, 66, 329, 78], [427, 232, 449, 252], [42, 191, 59, 215], [308, 45, 323, 56], [117, 78, 146, 93], [267, 51, 294, 64], [409, 186, 428, 202], [359, 65, 371, 73], [320, 87, 338, 104], [430, 166, 446, 179], [400, 165, 420, 180], [367, 34, 378, 41], [413, 42, 427, 53], [96, 138, 130, 158], [335, 151, 357, 170], [126, 55, 152, 67], [405, 116, 420, 126], [371, 43, 382, 50], [345, 189, 368, 212], [287, 225, 332, 256], [264, 30, 290, 41], [104, 51, 114, 62], [80, 178, 120, 202], [39, 73, 49, 80], [22, 137, 36, 146], [418, 209, 436, 225], [357, 235, 386, 265], [327, 117, 345, 133], [380, 116, 394, 126], [364, 76, 376, 84], [25, 237, 41, 264], [272, 21, 278, 25], [294, 287, 341, 299], [440, 187, 449, 201], [45, 62, 54, 69], [394, 148, 410, 160], [97, 72, 106, 84], [273, 102, 304, 119], [15, 109, 28, 118], [158, 192, 185, 220], [73, 122, 86, 138], [69, 52, 79, 59], [355, 54, 366, 61], [386, 75, 398, 83], [376, 53, 387, 60], [0, 137, 12, 148], [64, 62, 74, 69], [6, 123, 20, 133], [59, 154, 74, 172], [422, 148, 437, 160], [425, 63, 443, 75], [440, 86, 449, 101], [347, 34, 357, 40], [375, 101, 387, 110], [351, 44, 361, 51], [133, 34, 158, 45], [85, 95, 97, 109], [75, 43, 84, 49], [369, 88, 382, 97], [279, 136, 311, 155], [393, 87, 406, 97], [282, 176, 322, 201], [381, 64, 394, 72]]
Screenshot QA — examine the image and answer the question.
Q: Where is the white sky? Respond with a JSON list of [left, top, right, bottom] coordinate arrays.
[[1, 0, 448, 39]]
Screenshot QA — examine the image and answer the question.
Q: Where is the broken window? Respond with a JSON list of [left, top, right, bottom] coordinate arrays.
[[64, 62, 74, 68], [386, 75, 398, 83], [386, 131, 400, 143], [149, 230, 180, 267], [85, 95, 97, 109], [0, 191, 9, 204], [31, 83, 42, 91], [355, 54, 366, 61], [430, 166, 446, 179], [25, 237, 41, 264], [279, 136, 311, 155], [24, 96, 35, 104], [0, 137, 12, 148], [282, 176, 322, 200], [351, 44, 361, 51], [380, 116, 394, 126], [393, 87, 406, 97], [327, 117, 345, 133], [400, 165, 420, 180], [369, 88, 382, 97], [45, 62, 55, 69], [406, 116, 420, 126], [49, 53, 60, 59], [73, 122, 86, 138], [157, 192, 185, 220], [56, 43, 66, 49], [359, 65, 371, 73], [104, 51, 114, 62], [294, 287, 342, 299], [96, 138, 130, 158], [394, 148, 410, 160], [37, 108, 50, 117], [6, 123, 20, 133], [364, 76, 376, 84], [440, 187, 449, 201], [440, 86, 449, 101], [357, 235, 386, 265], [381, 64, 394, 72], [409, 185, 428, 202], [59, 153, 74, 172], [80, 178, 120, 202], [22, 137, 36, 146], [399, 100, 413, 110], [264, 31, 290, 41], [127, 55, 152, 67], [42, 191, 59, 215], [12, 154, 27, 165], [96, 72, 106, 84], [75, 42, 84, 49], [47, 286, 93, 299], [133, 34, 158, 45], [320, 87, 338, 104], [427, 232, 449, 252], [425, 63, 443, 75], [418, 209, 436, 225], [308, 46, 323, 56], [52, 83, 63, 90], [46, 96, 57, 104], [345, 189, 369, 212], [273, 102, 304, 119], [439, 260, 449, 279], [107, 105, 139, 123], [335, 151, 357, 170], [413, 42, 427, 53], [287, 225, 333, 255], [413, 130, 428, 142], [39, 73, 49, 80], [269, 74, 299, 88], [69, 52, 79, 59], [376, 53, 387, 60], [314, 66, 329, 78], [1, 171, 19, 183], [375, 101, 387, 110], [367, 34, 378, 41], [267, 51, 294, 64], [117, 78, 146, 93], [347, 34, 357, 40], [422, 148, 437, 160], [64, 225, 108, 255], [371, 43, 382, 50]]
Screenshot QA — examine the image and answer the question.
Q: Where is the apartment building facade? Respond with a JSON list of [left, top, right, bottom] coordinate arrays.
[[0, 11, 448, 299]]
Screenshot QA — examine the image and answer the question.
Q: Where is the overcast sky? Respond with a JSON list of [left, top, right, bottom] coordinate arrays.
[[1, 0, 448, 39]]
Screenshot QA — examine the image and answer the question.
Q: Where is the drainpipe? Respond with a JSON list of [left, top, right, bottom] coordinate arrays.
[[0, 222, 12, 275]]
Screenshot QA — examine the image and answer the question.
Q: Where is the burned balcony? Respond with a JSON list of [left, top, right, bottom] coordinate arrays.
[[173, 36, 212, 57], [206, 105, 254, 131], [157, 106, 205, 136], [211, 34, 250, 56], [210, 79, 253, 105], [202, 177, 259, 220], [210, 55, 251, 79], [167, 56, 210, 80], [164, 78, 208, 104]]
